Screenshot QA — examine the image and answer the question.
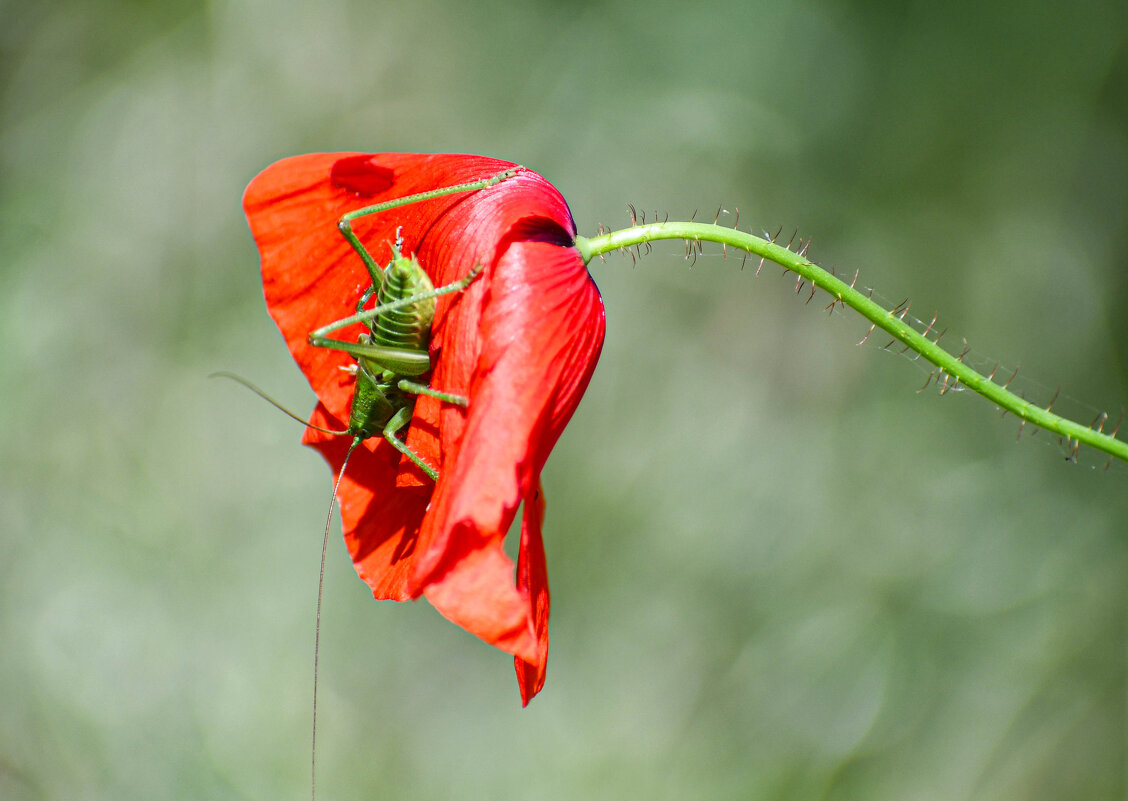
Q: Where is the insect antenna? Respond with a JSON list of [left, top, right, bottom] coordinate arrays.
[[210, 372, 349, 435], [311, 436, 361, 801]]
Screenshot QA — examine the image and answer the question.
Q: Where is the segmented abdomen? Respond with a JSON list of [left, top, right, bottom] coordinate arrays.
[[372, 256, 435, 350]]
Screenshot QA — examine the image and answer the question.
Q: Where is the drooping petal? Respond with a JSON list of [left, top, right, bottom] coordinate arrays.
[[404, 241, 603, 698], [415, 240, 606, 590], [515, 479, 549, 705], [421, 543, 539, 664]]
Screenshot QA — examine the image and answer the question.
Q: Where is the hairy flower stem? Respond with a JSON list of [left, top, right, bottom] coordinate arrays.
[[575, 222, 1128, 466]]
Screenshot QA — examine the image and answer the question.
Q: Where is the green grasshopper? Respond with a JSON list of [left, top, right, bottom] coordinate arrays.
[[304, 166, 519, 478]]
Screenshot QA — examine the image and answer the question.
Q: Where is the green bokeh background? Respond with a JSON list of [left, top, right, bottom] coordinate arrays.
[[3, 1, 1127, 799]]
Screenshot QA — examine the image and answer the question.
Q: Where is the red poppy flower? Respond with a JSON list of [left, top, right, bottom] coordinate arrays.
[[243, 153, 605, 703]]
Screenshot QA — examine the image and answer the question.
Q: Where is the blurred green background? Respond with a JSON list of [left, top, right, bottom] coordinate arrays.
[[3, 0, 1127, 799]]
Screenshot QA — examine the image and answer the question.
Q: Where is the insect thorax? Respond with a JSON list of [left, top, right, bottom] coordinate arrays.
[[348, 356, 408, 439]]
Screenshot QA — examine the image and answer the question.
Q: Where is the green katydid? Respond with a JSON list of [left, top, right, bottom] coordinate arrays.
[[306, 166, 520, 478], [307, 237, 478, 479]]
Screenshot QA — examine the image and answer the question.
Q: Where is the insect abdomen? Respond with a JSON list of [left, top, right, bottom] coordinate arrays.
[[372, 254, 435, 351]]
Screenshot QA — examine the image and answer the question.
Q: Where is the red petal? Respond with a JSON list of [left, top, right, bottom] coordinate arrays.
[[415, 240, 605, 589], [422, 543, 539, 664], [515, 480, 549, 705], [401, 241, 603, 672]]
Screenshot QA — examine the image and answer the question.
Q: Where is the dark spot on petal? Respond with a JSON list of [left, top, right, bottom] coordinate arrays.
[[498, 215, 574, 255], [331, 155, 395, 196]]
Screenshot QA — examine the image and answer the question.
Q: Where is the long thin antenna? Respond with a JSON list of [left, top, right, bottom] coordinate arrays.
[[210, 372, 349, 435], [312, 437, 361, 801]]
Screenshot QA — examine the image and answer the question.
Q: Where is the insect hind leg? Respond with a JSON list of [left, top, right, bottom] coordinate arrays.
[[337, 167, 519, 287]]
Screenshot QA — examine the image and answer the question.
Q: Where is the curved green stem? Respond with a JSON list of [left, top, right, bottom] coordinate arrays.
[[575, 222, 1128, 466]]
